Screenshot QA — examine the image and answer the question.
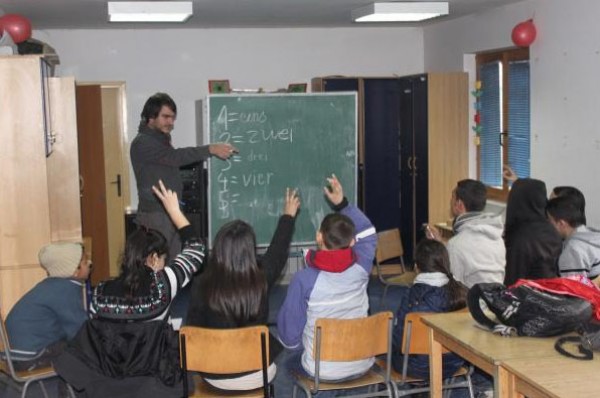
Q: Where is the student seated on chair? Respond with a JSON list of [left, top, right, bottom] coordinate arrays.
[[54, 180, 204, 398], [90, 179, 205, 324], [5, 241, 91, 371], [547, 193, 600, 280], [392, 239, 467, 379], [426, 179, 505, 288], [185, 187, 300, 391], [277, 174, 377, 381]]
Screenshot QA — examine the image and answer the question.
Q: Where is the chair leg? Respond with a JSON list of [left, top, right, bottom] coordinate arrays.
[[67, 383, 77, 398], [382, 285, 390, 308], [21, 379, 48, 398], [466, 372, 475, 398]]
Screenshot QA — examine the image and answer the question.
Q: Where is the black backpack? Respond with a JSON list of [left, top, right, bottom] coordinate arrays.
[[467, 282, 593, 337]]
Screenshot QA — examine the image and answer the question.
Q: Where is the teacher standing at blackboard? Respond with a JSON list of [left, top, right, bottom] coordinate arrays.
[[131, 92, 237, 260]]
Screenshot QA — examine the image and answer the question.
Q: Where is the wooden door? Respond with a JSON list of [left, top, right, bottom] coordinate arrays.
[[76, 85, 110, 284], [100, 85, 129, 279], [76, 83, 129, 284]]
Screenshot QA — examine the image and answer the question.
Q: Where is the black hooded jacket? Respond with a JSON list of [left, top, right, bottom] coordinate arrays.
[[503, 178, 562, 285]]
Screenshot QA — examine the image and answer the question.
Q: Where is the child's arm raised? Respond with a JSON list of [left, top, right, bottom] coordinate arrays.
[[152, 179, 190, 229], [325, 174, 377, 274], [261, 188, 300, 288]]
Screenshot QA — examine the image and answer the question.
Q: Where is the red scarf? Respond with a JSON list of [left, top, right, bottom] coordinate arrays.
[[305, 248, 356, 273]]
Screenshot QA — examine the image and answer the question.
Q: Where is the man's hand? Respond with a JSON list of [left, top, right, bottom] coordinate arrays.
[[283, 188, 301, 217], [209, 143, 239, 160], [324, 174, 343, 206]]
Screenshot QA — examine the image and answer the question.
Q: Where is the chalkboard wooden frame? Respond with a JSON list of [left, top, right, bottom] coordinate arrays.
[[206, 93, 358, 247]]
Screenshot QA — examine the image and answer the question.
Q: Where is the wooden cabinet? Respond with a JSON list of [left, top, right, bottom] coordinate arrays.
[[0, 55, 81, 316], [312, 73, 468, 261]]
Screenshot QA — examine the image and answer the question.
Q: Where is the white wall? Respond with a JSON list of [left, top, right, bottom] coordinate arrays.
[[424, 0, 600, 226], [35, 27, 423, 208]]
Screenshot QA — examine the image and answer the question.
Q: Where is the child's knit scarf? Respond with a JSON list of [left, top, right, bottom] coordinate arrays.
[[305, 248, 356, 273]]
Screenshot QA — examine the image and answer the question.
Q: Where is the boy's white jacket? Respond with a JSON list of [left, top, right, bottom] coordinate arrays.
[[277, 204, 377, 380]]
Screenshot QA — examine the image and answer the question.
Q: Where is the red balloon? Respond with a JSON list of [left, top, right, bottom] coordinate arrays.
[[0, 14, 32, 44], [512, 19, 537, 47]]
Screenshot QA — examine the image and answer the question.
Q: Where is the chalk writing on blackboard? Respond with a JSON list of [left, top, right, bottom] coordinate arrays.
[[208, 93, 357, 246]]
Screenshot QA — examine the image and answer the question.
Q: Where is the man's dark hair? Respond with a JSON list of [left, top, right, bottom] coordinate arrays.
[[140, 93, 177, 124], [455, 179, 487, 212], [546, 195, 586, 228], [319, 213, 355, 250]]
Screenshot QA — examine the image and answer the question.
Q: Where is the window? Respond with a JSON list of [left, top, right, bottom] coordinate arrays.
[[476, 48, 530, 200]]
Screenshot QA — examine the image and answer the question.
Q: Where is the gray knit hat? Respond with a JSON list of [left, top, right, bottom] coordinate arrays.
[[39, 242, 83, 278]]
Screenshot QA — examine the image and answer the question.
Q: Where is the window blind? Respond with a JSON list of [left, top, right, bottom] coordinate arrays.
[[508, 60, 531, 179], [479, 61, 502, 187]]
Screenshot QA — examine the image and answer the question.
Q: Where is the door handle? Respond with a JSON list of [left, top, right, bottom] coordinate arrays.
[[407, 156, 412, 170], [110, 174, 121, 197], [413, 156, 418, 171]]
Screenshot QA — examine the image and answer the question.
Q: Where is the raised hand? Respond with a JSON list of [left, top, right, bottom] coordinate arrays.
[[152, 180, 190, 229], [503, 165, 518, 182], [284, 188, 301, 217], [323, 174, 343, 206]]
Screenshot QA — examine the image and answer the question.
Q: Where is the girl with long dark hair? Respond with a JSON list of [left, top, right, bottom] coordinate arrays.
[[91, 180, 205, 322], [186, 188, 300, 391]]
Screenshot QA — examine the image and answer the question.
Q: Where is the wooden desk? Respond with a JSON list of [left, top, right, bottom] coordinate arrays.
[[423, 312, 562, 398], [502, 355, 600, 398]]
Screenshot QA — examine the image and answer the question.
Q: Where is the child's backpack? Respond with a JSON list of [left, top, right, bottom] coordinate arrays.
[[467, 281, 593, 337]]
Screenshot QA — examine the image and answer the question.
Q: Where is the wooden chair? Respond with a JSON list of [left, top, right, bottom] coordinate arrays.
[[373, 228, 416, 305], [179, 325, 273, 398], [292, 311, 394, 398], [0, 312, 74, 398], [379, 312, 474, 397]]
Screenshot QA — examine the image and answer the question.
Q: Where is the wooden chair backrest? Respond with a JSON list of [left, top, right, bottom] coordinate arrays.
[[314, 312, 393, 362], [376, 228, 404, 264], [401, 312, 454, 355], [179, 325, 269, 374]]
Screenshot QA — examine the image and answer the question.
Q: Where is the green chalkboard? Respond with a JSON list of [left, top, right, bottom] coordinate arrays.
[[207, 93, 357, 246]]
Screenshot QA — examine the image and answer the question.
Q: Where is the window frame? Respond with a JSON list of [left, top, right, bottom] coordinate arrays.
[[476, 47, 530, 202]]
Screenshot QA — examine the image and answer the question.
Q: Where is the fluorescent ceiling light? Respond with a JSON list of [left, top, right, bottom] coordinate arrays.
[[108, 1, 193, 22], [352, 2, 449, 22]]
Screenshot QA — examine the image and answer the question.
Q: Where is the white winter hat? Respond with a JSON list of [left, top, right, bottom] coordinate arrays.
[[39, 242, 83, 278]]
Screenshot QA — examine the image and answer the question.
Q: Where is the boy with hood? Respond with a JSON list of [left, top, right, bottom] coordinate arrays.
[[277, 174, 377, 381], [547, 194, 600, 279]]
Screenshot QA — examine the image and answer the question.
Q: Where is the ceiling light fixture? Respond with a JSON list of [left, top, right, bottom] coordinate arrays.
[[108, 1, 193, 23], [352, 2, 449, 23]]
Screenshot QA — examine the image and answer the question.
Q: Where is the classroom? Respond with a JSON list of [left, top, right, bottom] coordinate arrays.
[[1, 0, 599, 397]]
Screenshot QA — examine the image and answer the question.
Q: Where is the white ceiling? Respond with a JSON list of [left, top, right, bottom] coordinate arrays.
[[0, 0, 525, 29]]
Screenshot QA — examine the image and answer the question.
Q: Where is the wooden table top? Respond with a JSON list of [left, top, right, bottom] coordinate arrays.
[[502, 354, 600, 398], [422, 312, 562, 364]]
